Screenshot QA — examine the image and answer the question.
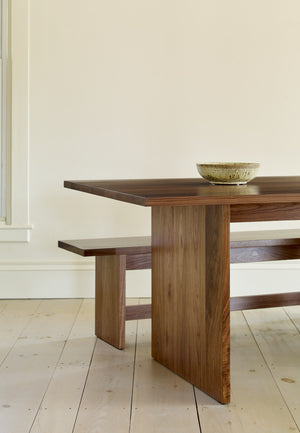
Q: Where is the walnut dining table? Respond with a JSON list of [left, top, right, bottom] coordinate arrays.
[[64, 176, 300, 404]]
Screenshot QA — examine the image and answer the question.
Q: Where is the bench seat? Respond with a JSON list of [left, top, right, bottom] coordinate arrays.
[[58, 236, 152, 257], [58, 229, 300, 349], [59, 229, 300, 265]]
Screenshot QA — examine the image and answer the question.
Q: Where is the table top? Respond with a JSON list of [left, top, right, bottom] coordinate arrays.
[[64, 176, 300, 207]]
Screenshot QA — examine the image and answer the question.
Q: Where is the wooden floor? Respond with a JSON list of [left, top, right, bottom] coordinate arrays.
[[0, 299, 299, 433]]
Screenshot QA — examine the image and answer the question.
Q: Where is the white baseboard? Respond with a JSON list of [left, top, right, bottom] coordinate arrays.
[[0, 260, 152, 298], [0, 260, 95, 271], [0, 260, 299, 299], [0, 260, 95, 298]]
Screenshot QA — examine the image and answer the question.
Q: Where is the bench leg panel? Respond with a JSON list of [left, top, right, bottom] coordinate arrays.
[[95, 255, 126, 349]]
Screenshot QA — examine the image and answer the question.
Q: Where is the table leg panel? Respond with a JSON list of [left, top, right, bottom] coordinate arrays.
[[151, 205, 230, 404]]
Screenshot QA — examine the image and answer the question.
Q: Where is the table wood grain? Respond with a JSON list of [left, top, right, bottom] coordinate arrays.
[[65, 177, 300, 206]]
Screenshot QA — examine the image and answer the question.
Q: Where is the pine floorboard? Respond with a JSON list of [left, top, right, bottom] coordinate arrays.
[[0, 299, 298, 433]]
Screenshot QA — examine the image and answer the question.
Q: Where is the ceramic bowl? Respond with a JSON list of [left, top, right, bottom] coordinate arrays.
[[196, 162, 260, 185]]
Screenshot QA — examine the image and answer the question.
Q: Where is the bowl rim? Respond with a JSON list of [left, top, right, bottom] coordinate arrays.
[[196, 162, 260, 169]]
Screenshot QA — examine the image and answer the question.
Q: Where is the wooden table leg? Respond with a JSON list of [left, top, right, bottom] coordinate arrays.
[[151, 205, 231, 404], [95, 255, 126, 349]]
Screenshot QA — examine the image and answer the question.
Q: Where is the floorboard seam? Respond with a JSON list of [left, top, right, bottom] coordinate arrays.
[[71, 335, 97, 433], [193, 386, 203, 433], [284, 307, 300, 334], [128, 319, 138, 433], [0, 300, 43, 368]]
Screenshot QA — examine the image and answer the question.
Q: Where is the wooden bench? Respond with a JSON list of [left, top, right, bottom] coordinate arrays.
[[58, 230, 300, 349]]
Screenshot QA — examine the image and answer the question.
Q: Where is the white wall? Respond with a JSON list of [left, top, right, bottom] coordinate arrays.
[[1, 0, 300, 298]]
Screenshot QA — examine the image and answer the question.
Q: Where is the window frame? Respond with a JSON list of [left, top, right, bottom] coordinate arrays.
[[0, 0, 32, 242]]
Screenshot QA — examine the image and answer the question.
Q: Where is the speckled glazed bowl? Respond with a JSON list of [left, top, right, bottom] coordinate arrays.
[[196, 162, 260, 185]]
